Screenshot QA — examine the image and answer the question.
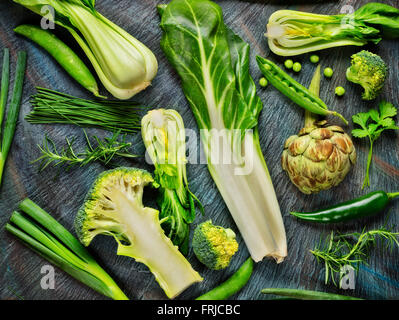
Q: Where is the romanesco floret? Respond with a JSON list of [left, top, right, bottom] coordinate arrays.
[[346, 50, 387, 101], [192, 220, 239, 270]]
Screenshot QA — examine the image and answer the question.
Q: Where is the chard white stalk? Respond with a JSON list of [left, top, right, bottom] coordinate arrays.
[[160, 0, 287, 263]]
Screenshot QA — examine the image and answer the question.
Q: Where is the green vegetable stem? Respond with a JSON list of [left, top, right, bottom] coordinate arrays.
[[256, 57, 348, 125], [290, 191, 399, 223], [196, 258, 254, 300], [5, 198, 128, 300], [0, 50, 27, 187], [14, 25, 103, 98], [261, 288, 362, 300]]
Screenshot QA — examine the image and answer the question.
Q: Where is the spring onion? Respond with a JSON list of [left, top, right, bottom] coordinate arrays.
[[5, 198, 128, 300], [0, 50, 27, 186]]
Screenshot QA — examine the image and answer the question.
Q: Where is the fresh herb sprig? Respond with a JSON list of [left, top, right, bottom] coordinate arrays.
[[352, 101, 399, 188], [311, 227, 399, 287], [33, 130, 137, 171]]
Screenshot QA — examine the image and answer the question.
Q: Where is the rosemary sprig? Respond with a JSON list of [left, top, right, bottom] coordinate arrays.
[[311, 227, 399, 287], [32, 130, 138, 171]]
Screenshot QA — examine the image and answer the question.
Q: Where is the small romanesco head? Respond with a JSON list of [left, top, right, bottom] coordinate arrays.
[[192, 220, 239, 270], [346, 50, 387, 101]]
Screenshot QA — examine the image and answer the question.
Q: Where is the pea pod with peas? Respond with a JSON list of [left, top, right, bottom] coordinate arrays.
[[14, 25, 104, 98], [256, 56, 348, 125]]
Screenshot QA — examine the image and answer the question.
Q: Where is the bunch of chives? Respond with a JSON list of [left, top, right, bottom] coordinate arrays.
[[26, 87, 147, 133]]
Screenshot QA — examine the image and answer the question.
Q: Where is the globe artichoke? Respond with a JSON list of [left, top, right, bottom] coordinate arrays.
[[282, 123, 356, 194], [281, 66, 356, 194]]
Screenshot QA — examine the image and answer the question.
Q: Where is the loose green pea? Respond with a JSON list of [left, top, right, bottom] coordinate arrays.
[[293, 62, 302, 72], [284, 59, 294, 69], [335, 86, 345, 96], [310, 55, 319, 63], [324, 67, 333, 78], [259, 77, 268, 87]]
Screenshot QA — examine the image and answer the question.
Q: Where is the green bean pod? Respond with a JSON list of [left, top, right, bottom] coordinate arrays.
[[14, 25, 102, 98], [256, 56, 348, 125], [261, 288, 362, 300], [196, 258, 253, 300], [290, 191, 399, 223]]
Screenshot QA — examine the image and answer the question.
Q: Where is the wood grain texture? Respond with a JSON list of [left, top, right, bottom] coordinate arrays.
[[0, 0, 398, 300]]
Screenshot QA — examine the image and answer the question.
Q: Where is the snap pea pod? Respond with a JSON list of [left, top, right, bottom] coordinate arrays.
[[196, 258, 253, 300], [290, 191, 399, 223], [261, 288, 363, 300], [14, 25, 103, 98], [256, 56, 348, 125]]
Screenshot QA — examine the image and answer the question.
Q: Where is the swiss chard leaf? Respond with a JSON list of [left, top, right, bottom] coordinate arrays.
[[160, 0, 258, 134]]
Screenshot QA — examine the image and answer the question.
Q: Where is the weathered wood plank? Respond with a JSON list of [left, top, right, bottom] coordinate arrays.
[[0, 0, 398, 300]]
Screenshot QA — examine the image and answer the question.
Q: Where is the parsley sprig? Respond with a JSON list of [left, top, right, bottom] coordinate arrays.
[[352, 101, 399, 188]]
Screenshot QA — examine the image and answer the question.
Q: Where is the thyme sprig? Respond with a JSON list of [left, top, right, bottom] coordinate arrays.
[[311, 227, 399, 287], [32, 130, 138, 171]]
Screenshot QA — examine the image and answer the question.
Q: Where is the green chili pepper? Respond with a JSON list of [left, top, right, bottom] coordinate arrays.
[[196, 258, 253, 300], [290, 191, 399, 223], [261, 288, 363, 300], [14, 25, 103, 98], [256, 56, 348, 125]]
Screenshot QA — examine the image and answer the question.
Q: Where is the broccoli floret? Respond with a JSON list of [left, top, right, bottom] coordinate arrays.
[[75, 167, 202, 299], [346, 50, 387, 100], [192, 220, 239, 270]]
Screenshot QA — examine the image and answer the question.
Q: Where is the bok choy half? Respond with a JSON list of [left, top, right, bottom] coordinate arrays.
[[14, 0, 158, 100], [159, 0, 287, 263]]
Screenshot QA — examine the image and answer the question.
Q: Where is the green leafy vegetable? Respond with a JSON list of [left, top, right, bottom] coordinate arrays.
[[352, 101, 398, 188], [74, 167, 203, 298], [14, 0, 157, 99], [33, 130, 137, 171], [159, 0, 287, 263], [141, 109, 203, 255], [26, 87, 145, 133], [0, 50, 27, 186], [346, 50, 387, 101], [311, 227, 399, 286], [5, 198, 128, 300], [266, 2, 399, 56]]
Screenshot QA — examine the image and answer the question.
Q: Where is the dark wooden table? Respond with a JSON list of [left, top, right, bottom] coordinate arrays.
[[0, 0, 398, 300]]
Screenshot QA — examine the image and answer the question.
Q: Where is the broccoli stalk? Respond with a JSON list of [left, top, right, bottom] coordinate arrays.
[[74, 167, 202, 299], [346, 50, 387, 101]]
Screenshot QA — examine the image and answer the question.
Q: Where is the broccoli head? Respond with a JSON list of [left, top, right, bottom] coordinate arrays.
[[192, 220, 239, 270], [75, 167, 202, 298], [346, 50, 387, 100]]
